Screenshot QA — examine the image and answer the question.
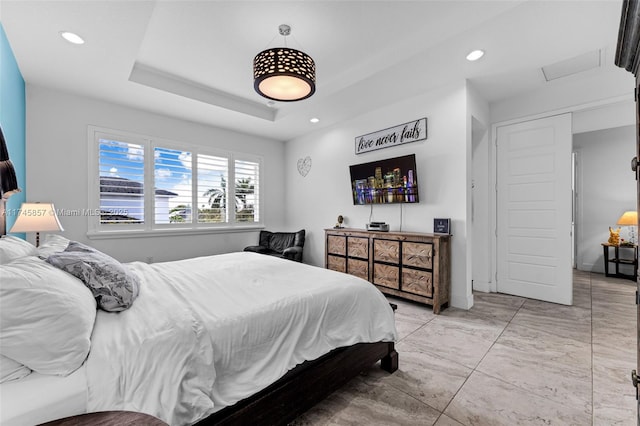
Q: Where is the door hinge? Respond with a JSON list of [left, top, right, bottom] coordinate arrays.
[[632, 369, 638, 400], [636, 290, 639, 305]]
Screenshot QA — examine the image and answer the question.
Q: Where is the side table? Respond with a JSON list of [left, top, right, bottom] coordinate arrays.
[[601, 243, 638, 281]]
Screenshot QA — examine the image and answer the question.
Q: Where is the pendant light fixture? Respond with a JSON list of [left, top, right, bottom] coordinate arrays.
[[253, 24, 316, 102]]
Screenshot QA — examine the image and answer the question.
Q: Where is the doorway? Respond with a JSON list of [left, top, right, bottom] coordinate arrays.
[[572, 125, 637, 276]]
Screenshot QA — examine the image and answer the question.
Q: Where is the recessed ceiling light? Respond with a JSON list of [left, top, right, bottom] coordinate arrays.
[[310, 117, 320, 123], [60, 31, 85, 45], [466, 50, 484, 61]]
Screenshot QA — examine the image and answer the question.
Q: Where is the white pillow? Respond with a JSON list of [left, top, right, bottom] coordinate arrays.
[[37, 234, 70, 258], [0, 354, 31, 383], [0, 235, 37, 264], [0, 256, 97, 375]]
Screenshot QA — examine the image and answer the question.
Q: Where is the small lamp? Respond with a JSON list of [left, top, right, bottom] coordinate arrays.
[[617, 210, 638, 245], [9, 202, 64, 247], [1, 125, 22, 235]]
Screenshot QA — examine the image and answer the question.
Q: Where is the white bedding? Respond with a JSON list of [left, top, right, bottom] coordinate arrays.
[[86, 252, 396, 425], [0, 364, 87, 426]]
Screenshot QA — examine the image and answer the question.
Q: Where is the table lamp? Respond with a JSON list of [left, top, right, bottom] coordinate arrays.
[[9, 202, 64, 247], [1, 125, 22, 235], [617, 210, 638, 245]]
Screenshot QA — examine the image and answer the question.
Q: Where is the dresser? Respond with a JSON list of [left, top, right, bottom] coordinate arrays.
[[325, 228, 451, 313]]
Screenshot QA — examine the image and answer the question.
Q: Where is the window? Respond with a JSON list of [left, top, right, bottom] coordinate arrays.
[[234, 159, 260, 223], [197, 153, 228, 224], [89, 127, 263, 236], [98, 137, 146, 226], [154, 147, 193, 224]]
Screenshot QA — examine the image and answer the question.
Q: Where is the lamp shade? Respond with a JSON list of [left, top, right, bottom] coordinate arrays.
[[617, 211, 638, 226], [9, 203, 64, 233], [253, 47, 316, 101], [0, 125, 21, 199]]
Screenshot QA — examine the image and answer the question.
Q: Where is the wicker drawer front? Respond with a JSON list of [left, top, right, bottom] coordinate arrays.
[[402, 268, 433, 297], [373, 263, 400, 289], [327, 255, 346, 273], [374, 239, 399, 264], [402, 242, 433, 269], [348, 237, 369, 259], [327, 235, 346, 256], [348, 258, 369, 280]]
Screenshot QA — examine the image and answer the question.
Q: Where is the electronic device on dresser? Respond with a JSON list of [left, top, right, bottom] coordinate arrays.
[[366, 222, 389, 232]]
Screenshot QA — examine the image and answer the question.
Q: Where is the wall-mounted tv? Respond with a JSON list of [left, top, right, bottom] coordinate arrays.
[[349, 154, 419, 205]]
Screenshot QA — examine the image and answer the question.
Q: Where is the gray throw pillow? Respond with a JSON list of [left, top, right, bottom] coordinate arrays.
[[46, 241, 140, 312]]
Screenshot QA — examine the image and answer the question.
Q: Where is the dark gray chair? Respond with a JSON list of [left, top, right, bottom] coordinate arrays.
[[244, 229, 305, 262]]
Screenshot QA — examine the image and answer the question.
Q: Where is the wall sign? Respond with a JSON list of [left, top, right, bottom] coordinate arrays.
[[355, 118, 427, 154]]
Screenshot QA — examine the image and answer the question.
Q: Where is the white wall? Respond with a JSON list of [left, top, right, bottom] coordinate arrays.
[[25, 85, 287, 263], [574, 125, 636, 274], [467, 83, 491, 294], [284, 81, 472, 309]]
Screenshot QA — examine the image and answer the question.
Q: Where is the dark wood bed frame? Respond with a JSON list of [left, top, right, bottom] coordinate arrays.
[[197, 340, 398, 426]]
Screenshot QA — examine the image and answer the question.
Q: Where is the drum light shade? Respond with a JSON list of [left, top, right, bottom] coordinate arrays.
[[253, 48, 316, 101], [253, 25, 316, 102]]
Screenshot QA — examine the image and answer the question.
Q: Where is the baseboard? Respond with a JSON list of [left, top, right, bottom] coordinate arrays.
[[472, 280, 491, 293], [450, 292, 474, 310]]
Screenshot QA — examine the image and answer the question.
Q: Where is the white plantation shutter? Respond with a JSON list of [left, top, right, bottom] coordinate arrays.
[[154, 147, 192, 224], [90, 126, 263, 234], [197, 154, 228, 223], [98, 138, 145, 225], [234, 159, 259, 223]]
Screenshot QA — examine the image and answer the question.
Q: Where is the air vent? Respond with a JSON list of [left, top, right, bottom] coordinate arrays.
[[541, 50, 602, 82]]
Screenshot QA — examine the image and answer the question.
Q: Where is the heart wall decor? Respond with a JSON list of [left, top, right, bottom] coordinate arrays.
[[297, 156, 312, 177]]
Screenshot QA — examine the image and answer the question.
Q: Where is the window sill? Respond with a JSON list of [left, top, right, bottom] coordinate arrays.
[[87, 224, 265, 240]]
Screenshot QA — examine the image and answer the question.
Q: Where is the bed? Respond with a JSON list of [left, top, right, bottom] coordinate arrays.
[[0, 234, 398, 425]]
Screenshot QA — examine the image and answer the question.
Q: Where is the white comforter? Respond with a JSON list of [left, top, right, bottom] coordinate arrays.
[[85, 252, 396, 425]]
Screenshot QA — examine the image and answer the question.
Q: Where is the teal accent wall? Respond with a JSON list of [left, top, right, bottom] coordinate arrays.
[[0, 22, 26, 235]]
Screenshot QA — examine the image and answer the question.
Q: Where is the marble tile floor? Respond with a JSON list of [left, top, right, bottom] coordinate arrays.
[[292, 271, 637, 426]]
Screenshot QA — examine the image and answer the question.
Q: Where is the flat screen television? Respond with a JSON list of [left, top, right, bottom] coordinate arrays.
[[349, 154, 419, 205]]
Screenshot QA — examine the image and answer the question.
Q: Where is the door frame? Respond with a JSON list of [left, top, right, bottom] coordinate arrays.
[[488, 95, 632, 294]]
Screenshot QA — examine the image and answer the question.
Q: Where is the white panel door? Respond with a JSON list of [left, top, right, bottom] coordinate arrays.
[[496, 113, 572, 305]]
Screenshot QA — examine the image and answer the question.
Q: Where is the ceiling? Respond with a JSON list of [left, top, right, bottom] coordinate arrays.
[[0, 0, 630, 141]]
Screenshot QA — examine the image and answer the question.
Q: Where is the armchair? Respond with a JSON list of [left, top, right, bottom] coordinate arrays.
[[244, 229, 305, 262]]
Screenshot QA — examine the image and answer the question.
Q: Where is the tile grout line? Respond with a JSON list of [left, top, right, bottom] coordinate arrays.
[[434, 298, 526, 426]]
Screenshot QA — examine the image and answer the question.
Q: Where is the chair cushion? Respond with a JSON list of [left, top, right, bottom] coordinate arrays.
[[246, 230, 305, 262], [268, 233, 297, 254]]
